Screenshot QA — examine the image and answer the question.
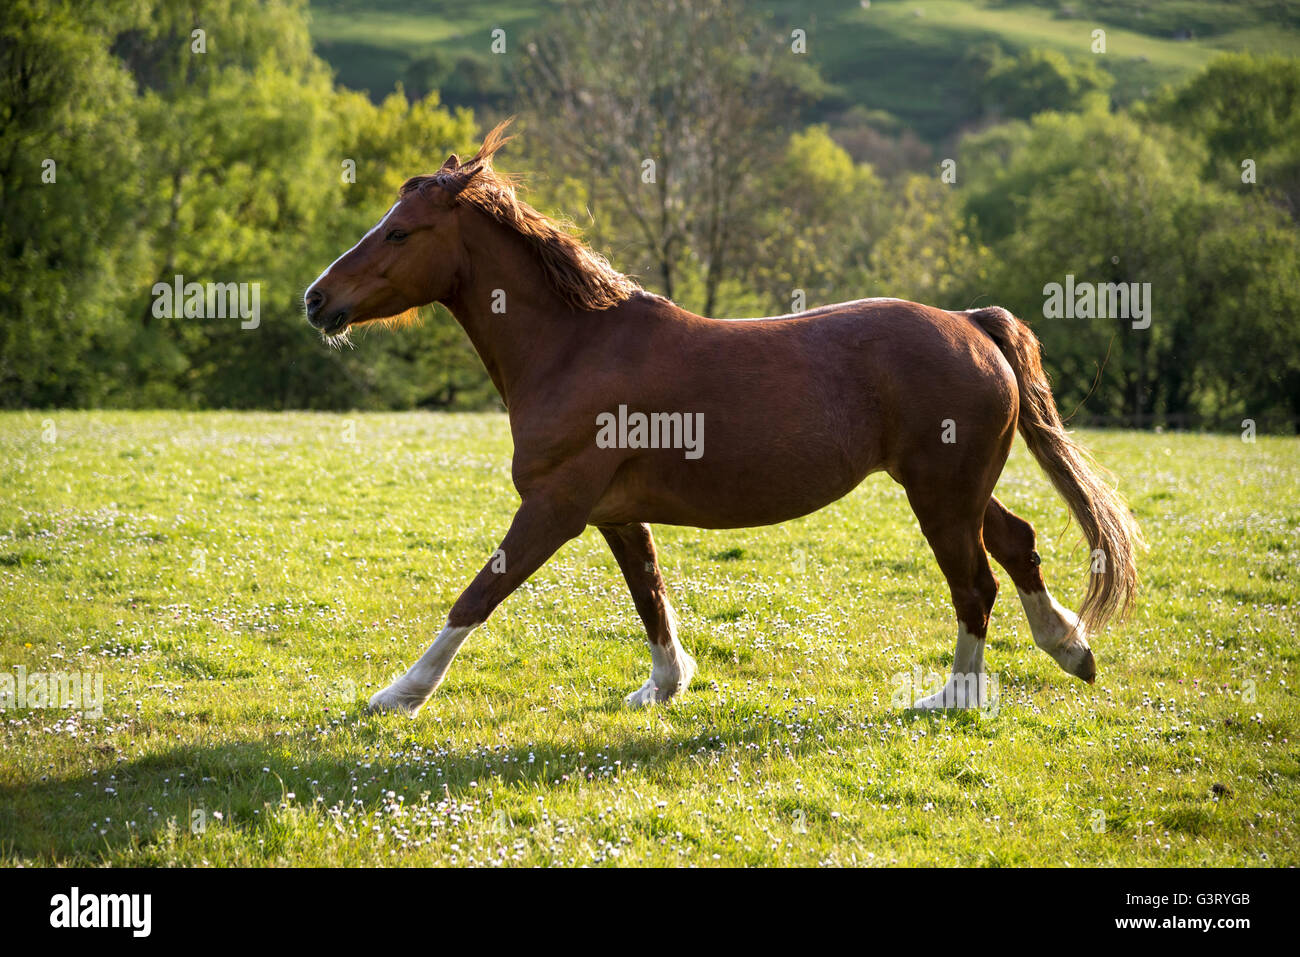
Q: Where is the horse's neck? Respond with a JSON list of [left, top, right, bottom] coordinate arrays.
[[441, 214, 572, 405]]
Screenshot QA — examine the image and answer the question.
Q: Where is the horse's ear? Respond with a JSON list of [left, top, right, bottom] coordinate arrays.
[[442, 164, 483, 200], [439, 153, 460, 171]]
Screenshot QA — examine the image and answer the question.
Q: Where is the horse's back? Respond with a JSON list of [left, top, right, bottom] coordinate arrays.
[[578, 295, 1018, 528]]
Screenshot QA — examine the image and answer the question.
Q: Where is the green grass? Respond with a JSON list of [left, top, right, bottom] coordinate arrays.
[[307, 0, 542, 105], [780, 0, 1226, 136], [1, 411, 1297, 866], [308, 0, 1300, 142]]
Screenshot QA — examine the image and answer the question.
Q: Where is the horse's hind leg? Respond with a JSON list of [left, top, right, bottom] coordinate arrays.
[[894, 412, 1011, 710], [983, 496, 1095, 682], [907, 496, 999, 710], [599, 523, 696, 707]]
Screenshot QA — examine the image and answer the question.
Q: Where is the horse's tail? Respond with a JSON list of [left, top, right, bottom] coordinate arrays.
[[967, 306, 1143, 635]]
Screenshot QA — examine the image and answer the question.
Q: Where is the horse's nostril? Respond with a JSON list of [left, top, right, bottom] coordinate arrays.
[[305, 289, 329, 325]]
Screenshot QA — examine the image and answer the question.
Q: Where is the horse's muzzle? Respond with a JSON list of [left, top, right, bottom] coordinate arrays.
[[316, 310, 350, 336], [305, 291, 349, 334]]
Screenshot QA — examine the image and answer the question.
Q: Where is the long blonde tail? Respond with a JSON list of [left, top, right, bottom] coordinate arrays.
[[968, 307, 1143, 634]]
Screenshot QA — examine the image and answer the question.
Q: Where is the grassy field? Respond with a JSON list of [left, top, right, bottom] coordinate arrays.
[[0, 411, 1296, 866], [308, 0, 1300, 142]]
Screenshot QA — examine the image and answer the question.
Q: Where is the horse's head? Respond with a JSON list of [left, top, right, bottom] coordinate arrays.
[[304, 122, 513, 340]]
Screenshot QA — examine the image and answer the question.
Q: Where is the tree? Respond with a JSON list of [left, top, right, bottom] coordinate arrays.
[[979, 48, 1113, 121], [518, 0, 809, 316], [0, 0, 146, 406], [742, 126, 885, 313], [868, 175, 992, 311], [961, 106, 1300, 428], [1144, 52, 1300, 222], [1, 0, 493, 410]]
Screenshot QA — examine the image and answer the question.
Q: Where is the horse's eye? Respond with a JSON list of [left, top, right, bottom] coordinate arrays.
[[385, 229, 408, 242]]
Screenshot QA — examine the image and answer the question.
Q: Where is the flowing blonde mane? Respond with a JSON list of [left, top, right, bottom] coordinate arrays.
[[400, 120, 642, 312]]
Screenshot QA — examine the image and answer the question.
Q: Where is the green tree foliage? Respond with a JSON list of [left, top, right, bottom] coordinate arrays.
[[0, 0, 145, 406], [0, 3, 1296, 431], [743, 126, 884, 313], [0, 0, 492, 410], [1143, 52, 1300, 220], [980, 48, 1114, 121], [867, 175, 992, 310], [961, 105, 1300, 428]]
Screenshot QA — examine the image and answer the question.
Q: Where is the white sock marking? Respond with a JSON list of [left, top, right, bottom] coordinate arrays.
[[1017, 587, 1094, 679], [913, 624, 988, 710], [626, 598, 696, 707], [368, 621, 478, 716]]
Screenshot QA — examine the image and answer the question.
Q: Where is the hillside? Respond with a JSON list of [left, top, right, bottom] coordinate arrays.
[[307, 0, 1300, 143]]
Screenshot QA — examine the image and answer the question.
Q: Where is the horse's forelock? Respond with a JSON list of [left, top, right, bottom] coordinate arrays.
[[390, 120, 639, 311]]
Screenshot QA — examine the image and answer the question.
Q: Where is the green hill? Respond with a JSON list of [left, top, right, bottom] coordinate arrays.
[[307, 0, 1300, 143]]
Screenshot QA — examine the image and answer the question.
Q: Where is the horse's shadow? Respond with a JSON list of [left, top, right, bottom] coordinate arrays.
[[7, 692, 944, 861]]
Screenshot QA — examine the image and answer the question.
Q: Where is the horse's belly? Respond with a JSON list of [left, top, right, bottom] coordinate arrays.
[[589, 436, 878, 529], [582, 328, 890, 528]]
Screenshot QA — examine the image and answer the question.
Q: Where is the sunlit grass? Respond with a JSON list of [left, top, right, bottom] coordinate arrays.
[[0, 411, 1295, 865]]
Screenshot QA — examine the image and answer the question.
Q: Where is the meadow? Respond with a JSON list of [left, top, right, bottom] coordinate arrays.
[[0, 411, 1296, 866], [309, 0, 1300, 140]]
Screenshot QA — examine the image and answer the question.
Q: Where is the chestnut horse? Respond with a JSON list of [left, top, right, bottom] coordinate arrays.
[[304, 121, 1141, 715]]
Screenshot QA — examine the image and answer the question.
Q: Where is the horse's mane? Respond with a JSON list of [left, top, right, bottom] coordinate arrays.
[[400, 119, 643, 312]]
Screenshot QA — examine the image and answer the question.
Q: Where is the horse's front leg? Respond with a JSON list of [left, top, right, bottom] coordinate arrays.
[[599, 523, 696, 707], [368, 498, 586, 716]]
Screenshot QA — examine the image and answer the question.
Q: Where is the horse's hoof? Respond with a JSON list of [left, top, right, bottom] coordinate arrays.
[[625, 679, 659, 708], [911, 678, 982, 711], [911, 691, 947, 711], [626, 653, 696, 708], [368, 685, 426, 716]]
